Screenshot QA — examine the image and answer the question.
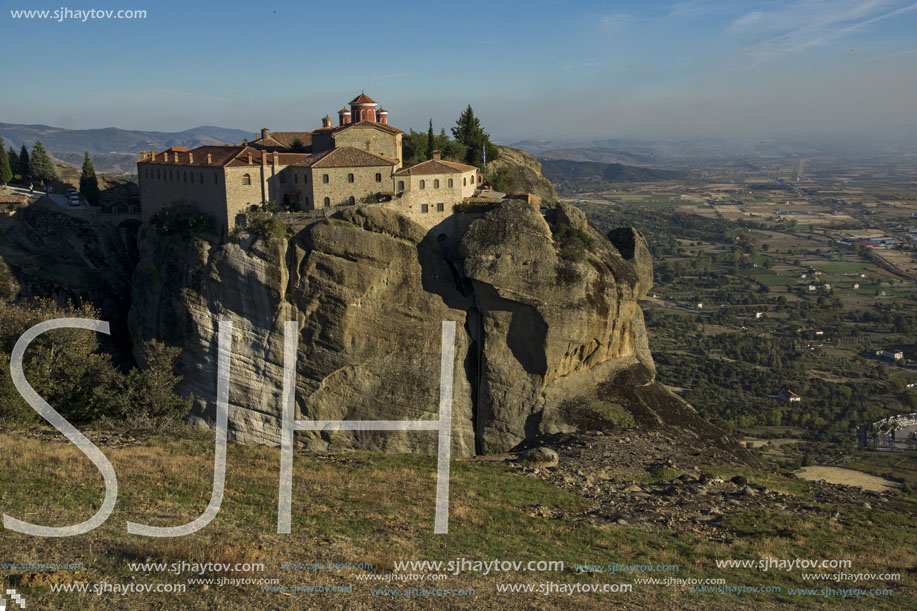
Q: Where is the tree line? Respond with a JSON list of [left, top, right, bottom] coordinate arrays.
[[0, 137, 100, 205]]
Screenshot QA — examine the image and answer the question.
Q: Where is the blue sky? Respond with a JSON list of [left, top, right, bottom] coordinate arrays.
[[1, 0, 916, 141]]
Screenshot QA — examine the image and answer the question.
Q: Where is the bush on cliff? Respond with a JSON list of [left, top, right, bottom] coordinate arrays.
[[551, 222, 595, 262], [150, 200, 217, 239], [0, 297, 192, 430]]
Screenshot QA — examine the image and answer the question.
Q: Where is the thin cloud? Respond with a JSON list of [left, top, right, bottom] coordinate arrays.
[[735, 1, 917, 66]]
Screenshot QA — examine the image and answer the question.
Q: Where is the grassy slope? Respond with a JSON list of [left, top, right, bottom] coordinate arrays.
[[0, 431, 914, 610]]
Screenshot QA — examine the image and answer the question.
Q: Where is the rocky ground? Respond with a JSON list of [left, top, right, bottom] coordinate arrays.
[[502, 428, 894, 541]]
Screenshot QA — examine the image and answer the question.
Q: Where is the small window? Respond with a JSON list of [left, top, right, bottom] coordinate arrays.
[[349, 196, 355, 205], [200, 172, 204, 184], [463, 177, 466, 186], [214, 174, 218, 184], [398, 180, 404, 191], [420, 180, 426, 189], [437, 202, 444, 212], [242, 173, 251, 185], [323, 197, 330, 207], [168, 169, 172, 180], [294, 173, 298, 183], [323, 174, 329, 184], [305, 196, 310, 207], [434, 179, 440, 189], [304, 174, 308, 184], [448, 179, 453, 188], [279, 173, 286, 183], [421, 204, 429, 213], [375, 173, 382, 182], [348, 173, 354, 183]]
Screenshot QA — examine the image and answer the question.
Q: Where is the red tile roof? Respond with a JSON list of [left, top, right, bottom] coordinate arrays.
[[349, 93, 376, 105], [296, 147, 397, 169], [394, 159, 478, 176], [138, 145, 310, 167]]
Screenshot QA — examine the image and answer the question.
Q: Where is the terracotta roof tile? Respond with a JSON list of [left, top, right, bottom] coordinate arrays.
[[349, 93, 376, 105], [394, 159, 478, 176], [296, 147, 397, 169]]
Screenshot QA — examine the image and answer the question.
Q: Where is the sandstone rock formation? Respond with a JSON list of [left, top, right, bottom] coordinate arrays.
[[486, 146, 558, 202], [125, 199, 713, 457]]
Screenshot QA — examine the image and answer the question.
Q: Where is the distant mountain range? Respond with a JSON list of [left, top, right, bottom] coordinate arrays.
[[539, 159, 686, 189], [0, 123, 253, 174]]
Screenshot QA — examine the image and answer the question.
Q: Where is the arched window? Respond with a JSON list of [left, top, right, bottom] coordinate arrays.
[[398, 180, 404, 191], [323, 197, 330, 207], [375, 173, 382, 182], [448, 179, 453, 188], [348, 196, 355, 205], [420, 180, 426, 189], [347, 173, 354, 183], [242, 173, 251, 185], [434, 179, 440, 189], [323, 174, 329, 184]]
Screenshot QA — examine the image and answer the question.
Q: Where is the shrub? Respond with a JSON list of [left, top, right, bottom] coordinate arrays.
[[0, 297, 192, 430], [150, 200, 217, 238], [245, 210, 287, 239], [585, 400, 635, 428], [551, 222, 594, 262]]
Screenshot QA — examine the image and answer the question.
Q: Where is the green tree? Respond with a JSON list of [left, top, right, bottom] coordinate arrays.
[[0, 137, 11, 185], [79, 152, 101, 205], [289, 137, 307, 153], [8, 147, 18, 177], [426, 119, 435, 160], [18, 145, 30, 181], [29, 140, 56, 184], [452, 104, 499, 168]]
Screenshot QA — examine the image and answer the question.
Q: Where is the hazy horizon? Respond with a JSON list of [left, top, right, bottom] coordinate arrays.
[[2, 0, 916, 143]]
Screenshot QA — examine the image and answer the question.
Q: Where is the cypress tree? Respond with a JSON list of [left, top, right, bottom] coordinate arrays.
[[29, 141, 56, 184], [452, 105, 498, 167], [8, 147, 18, 176], [426, 119, 435, 160], [79, 152, 100, 205], [0, 138, 11, 185], [18, 145, 30, 181]]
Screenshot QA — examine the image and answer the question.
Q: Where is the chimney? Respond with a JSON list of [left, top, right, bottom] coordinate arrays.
[[242, 138, 248, 145], [207, 153, 212, 164], [432, 150, 441, 160], [322, 115, 333, 128], [365, 141, 371, 152], [247, 152, 253, 165], [151, 151, 157, 161], [272, 151, 279, 166], [261, 128, 269, 140], [164, 152, 170, 163], [188, 152, 193, 164]]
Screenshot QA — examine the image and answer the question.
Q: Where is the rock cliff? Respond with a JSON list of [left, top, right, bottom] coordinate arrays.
[[127, 200, 744, 458], [486, 146, 558, 202]]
